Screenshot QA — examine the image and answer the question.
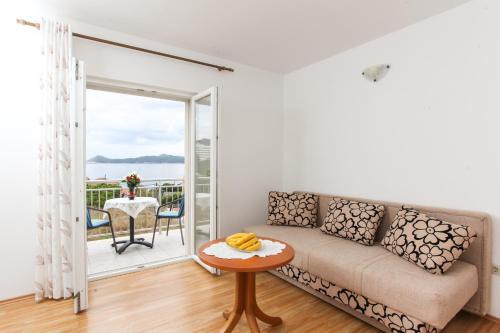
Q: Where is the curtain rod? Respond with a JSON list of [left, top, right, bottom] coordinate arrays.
[[16, 19, 235, 72]]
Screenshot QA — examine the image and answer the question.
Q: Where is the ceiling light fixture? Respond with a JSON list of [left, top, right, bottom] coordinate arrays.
[[362, 64, 391, 82]]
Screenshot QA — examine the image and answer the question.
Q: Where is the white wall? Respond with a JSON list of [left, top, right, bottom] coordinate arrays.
[[0, 12, 40, 301], [283, 0, 500, 316], [0, 10, 283, 300]]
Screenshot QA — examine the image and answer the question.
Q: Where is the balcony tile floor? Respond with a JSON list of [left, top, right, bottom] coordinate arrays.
[[88, 229, 186, 276]]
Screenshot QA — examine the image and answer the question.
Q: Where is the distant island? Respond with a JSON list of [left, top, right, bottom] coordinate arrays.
[[88, 154, 184, 164]]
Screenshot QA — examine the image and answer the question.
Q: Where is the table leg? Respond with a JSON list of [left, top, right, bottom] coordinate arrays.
[[221, 272, 282, 333], [116, 216, 153, 254], [129, 216, 134, 242], [244, 272, 260, 332], [246, 273, 282, 327], [221, 272, 245, 333]]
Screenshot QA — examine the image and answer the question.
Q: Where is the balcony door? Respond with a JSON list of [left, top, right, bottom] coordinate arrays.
[[190, 87, 218, 274]]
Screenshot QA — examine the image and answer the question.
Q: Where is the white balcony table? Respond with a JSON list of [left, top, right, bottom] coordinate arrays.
[[103, 197, 160, 254]]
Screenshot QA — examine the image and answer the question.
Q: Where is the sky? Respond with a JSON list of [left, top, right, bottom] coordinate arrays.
[[86, 89, 185, 159]]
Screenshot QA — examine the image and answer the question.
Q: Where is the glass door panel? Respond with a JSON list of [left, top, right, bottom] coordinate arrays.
[[190, 87, 217, 273]]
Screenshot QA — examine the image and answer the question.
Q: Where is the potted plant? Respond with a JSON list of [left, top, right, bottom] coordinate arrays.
[[124, 172, 141, 200]]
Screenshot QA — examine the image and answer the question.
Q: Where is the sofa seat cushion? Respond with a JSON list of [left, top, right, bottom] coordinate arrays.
[[243, 224, 333, 270], [244, 223, 479, 329], [307, 240, 392, 293], [363, 253, 478, 329], [244, 224, 391, 290]]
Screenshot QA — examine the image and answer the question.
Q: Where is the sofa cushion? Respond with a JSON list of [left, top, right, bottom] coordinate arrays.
[[320, 197, 385, 245], [266, 191, 319, 228], [245, 224, 391, 292], [244, 223, 479, 329], [381, 207, 477, 274], [244, 224, 332, 270], [307, 236, 391, 293], [360, 252, 478, 329]]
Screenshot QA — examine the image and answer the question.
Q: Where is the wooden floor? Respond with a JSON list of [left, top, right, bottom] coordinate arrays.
[[1, 261, 499, 333]]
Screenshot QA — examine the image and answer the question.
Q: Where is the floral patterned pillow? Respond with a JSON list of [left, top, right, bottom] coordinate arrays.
[[320, 198, 385, 245], [381, 207, 477, 274], [267, 191, 319, 228]]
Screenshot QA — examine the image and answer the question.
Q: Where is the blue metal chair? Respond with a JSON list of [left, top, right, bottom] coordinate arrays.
[[152, 197, 184, 246], [87, 207, 118, 252]]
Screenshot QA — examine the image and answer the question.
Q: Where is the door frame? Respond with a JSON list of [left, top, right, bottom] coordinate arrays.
[[72, 59, 88, 312], [83, 77, 195, 280], [80, 76, 222, 280]]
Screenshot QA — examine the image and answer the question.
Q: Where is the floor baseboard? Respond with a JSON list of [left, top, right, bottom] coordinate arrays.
[[486, 314, 500, 324], [0, 293, 34, 305]]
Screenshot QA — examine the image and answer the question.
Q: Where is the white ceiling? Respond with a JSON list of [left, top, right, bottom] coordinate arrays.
[[37, 0, 470, 73]]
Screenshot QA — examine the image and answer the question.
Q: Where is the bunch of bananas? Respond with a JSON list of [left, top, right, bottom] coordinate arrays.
[[225, 233, 262, 252]]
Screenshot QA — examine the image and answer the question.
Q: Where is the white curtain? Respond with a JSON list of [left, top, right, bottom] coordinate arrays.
[[35, 18, 74, 302]]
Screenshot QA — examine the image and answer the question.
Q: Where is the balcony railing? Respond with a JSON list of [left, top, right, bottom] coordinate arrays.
[[85, 177, 211, 241], [86, 178, 184, 240], [86, 178, 185, 209]]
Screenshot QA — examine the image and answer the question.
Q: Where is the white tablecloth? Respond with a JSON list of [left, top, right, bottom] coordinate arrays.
[[103, 197, 159, 219], [203, 240, 286, 259]]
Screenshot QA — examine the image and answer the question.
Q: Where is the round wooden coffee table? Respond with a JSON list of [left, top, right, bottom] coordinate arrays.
[[198, 237, 295, 333]]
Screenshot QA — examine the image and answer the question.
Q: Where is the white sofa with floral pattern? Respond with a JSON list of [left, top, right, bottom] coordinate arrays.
[[244, 192, 491, 333]]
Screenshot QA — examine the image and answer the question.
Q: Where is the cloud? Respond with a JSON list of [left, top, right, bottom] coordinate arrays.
[[86, 89, 185, 158]]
